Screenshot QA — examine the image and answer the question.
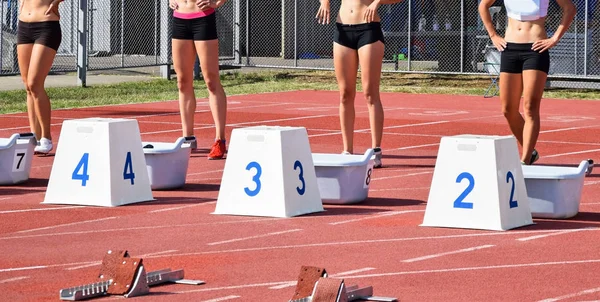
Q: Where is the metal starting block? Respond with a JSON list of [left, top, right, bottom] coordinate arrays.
[[289, 266, 397, 302], [59, 250, 204, 301]]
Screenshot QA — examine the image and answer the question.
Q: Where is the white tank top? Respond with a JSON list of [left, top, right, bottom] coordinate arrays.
[[504, 0, 549, 21]]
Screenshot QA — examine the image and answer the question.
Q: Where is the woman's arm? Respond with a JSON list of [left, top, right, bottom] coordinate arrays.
[[532, 0, 576, 53], [374, 0, 404, 4], [550, 0, 576, 44], [478, 0, 506, 51], [316, 0, 330, 24]]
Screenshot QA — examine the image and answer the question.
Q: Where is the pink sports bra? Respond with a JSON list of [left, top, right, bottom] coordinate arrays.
[[504, 0, 549, 21], [173, 9, 215, 19]]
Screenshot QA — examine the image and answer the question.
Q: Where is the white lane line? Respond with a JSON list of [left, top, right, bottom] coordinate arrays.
[[16, 217, 117, 233], [516, 228, 597, 241], [391, 143, 440, 150], [402, 245, 495, 263], [148, 203, 215, 214], [0, 276, 29, 284], [187, 169, 224, 176], [207, 229, 302, 246], [538, 287, 600, 302], [0, 265, 48, 273], [66, 250, 179, 271], [330, 267, 376, 277], [268, 267, 376, 290], [3, 228, 600, 274], [174, 281, 295, 294], [370, 187, 430, 192], [0, 205, 85, 214], [201, 296, 241, 302], [167, 258, 600, 296], [540, 124, 599, 134], [268, 282, 297, 290], [371, 171, 432, 182], [544, 148, 600, 158], [65, 262, 101, 271], [0, 217, 284, 241], [339, 259, 600, 280], [140, 250, 179, 257], [329, 210, 425, 226]]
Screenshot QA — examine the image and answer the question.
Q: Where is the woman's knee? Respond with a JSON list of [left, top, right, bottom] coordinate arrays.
[[25, 78, 45, 97], [522, 97, 541, 120], [501, 100, 520, 118], [362, 86, 380, 106], [339, 87, 356, 105], [176, 75, 194, 91], [204, 73, 223, 93]]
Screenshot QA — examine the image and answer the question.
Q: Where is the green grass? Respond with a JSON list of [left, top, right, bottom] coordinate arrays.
[[1, 69, 599, 114]]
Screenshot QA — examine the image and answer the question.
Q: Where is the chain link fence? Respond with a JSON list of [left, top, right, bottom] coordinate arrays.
[[1, 0, 600, 89], [236, 0, 600, 89], [0, 0, 236, 77]]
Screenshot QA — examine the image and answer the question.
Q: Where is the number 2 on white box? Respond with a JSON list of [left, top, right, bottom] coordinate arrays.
[[452, 171, 518, 209]]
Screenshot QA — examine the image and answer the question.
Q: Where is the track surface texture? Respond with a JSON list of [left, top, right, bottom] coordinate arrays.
[[1, 90, 600, 302]]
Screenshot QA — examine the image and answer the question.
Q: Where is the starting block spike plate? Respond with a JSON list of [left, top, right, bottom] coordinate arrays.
[[59, 280, 112, 301], [43, 118, 154, 207], [146, 268, 205, 286], [421, 135, 533, 231], [214, 126, 324, 218]]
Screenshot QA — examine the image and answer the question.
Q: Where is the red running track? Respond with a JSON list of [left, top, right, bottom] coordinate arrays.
[[1, 90, 600, 302]]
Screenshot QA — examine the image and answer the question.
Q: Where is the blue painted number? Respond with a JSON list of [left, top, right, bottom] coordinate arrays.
[[123, 151, 135, 185], [453, 172, 475, 209], [244, 161, 262, 196], [294, 160, 305, 195], [506, 171, 518, 208], [72, 153, 90, 186]]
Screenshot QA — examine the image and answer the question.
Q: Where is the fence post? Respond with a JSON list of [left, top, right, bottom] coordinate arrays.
[[0, 2, 4, 74], [234, 0, 241, 64], [407, 0, 411, 71], [294, 0, 297, 67], [460, 0, 464, 73], [160, 0, 172, 79], [246, 0, 250, 65], [584, 0, 588, 76], [77, 0, 88, 87], [120, 0, 124, 67]]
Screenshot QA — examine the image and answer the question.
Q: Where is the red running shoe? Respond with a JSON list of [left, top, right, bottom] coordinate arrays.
[[208, 139, 226, 160]]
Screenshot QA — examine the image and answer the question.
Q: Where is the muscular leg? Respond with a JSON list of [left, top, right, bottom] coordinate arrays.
[[26, 43, 57, 141], [17, 44, 41, 140], [334, 42, 359, 153], [195, 39, 227, 141], [357, 41, 385, 150], [521, 70, 547, 163], [499, 72, 525, 148], [172, 39, 197, 137]]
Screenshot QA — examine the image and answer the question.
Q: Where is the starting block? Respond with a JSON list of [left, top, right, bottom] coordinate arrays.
[[289, 266, 397, 302], [43, 118, 154, 207], [214, 126, 323, 218], [59, 250, 204, 301], [142, 136, 194, 190], [523, 159, 594, 219], [421, 135, 534, 231], [0, 132, 36, 185], [312, 149, 375, 204]]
